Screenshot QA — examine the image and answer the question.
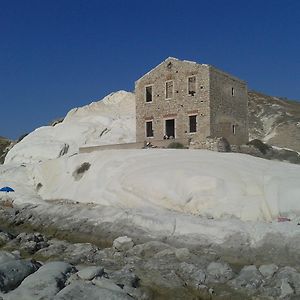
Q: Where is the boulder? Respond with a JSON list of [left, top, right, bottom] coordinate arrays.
[[206, 261, 234, 283], [0, 259, 40, 292], [175, 248, 190, 261], [113, 236, 134, 252], [230, 265, 263, 291], [0, 251, 19, 265], [5, 261, 74, 300], [275, 267, 300, 294], [259, 264, 278, 279], [280, 278, 294, 298], [55, 280, 131, 300], [178, 262, 206, 288], [0, 232, 13, 246], [77, 266, 104, 281], [127, 241, 173, 258]]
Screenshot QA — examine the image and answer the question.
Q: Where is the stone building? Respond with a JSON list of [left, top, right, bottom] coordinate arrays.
[[135, 57, 248, 146]]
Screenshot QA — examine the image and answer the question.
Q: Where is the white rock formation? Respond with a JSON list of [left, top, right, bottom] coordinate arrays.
[[5, 91, 135, 164]]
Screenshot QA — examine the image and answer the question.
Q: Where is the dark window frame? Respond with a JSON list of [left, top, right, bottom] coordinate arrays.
[[145, 85, 153, 103], [189, 115, 197, 133], [188, 76, 197, 96], [165, 80, 174, 99], [146, 121, 154, 137]]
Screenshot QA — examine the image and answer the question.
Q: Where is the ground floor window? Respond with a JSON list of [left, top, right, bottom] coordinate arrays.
[[146, 121, 153, 137], [165, 119, 175, 138], [189, 115, 197, 133]]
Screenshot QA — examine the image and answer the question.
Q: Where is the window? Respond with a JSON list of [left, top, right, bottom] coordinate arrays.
[[146, 121, 153, 137], [165, 81, 174, 99], [165, 119, 175, 138], [231, 87, 235, 96], [188, 76, 196, 96], [232, 124, 236, 135], [145, 86, 153, 102], [189, 115, 197, 133]]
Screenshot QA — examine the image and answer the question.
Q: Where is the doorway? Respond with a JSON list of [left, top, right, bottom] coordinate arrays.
[[165, 119, 175, 138]]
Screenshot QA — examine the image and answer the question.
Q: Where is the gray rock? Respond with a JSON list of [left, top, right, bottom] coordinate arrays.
[[63, 243, 100, 264], [178, 262, 206, 288], [206, 261, 234, 283], [275, 267, 300, 295], [0, 251, 19, 265], [16, 232, 46, 244], [77, 266, 104, 280], [175, 248, 190, 261], [0, 232, 13, 246], [5, 261, 74, 300], [127, 241, 173, 258], [19, 241, 39, 254], [230, 265, 263, 290], [153, 249, 175, 258], [280, 278, 294, 298], [34, 239, 69, 259], [0, 259, 40, 292], [259, 264, 278, 279], [55, 280, 132, 300], [109, 265, 140, 288], [113, 236, 134, 252]]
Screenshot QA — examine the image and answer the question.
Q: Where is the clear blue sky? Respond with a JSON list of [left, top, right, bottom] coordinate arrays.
[[1, 0, 300, 139]]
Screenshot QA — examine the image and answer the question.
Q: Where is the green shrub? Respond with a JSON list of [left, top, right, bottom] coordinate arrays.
[[246, 139, 271, 154], [167, 142, 185, 149]]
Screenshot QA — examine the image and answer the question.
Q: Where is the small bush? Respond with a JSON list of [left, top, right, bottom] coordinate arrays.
[[246, 139, 272, 154], [76, 162, 91, 174], [167, 142, 185, 149], [36, 183, 43, 191], [72, 162, 91, 181]]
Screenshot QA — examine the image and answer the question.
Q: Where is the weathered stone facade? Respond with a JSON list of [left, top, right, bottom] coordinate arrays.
[[135, 57, 248, 145]]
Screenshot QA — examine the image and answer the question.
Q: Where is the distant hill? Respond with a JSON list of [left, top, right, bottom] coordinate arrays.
[[248, 91, 300, 152], [0, 136, 12, 164]]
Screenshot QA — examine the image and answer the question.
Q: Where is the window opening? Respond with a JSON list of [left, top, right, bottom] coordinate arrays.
[[189, 115, 197, 133], [188, 76, 196, 96], [145, 86, 153, 102], [165, 119, 175, 138], [232, 124, 236, 135], [146, 121, 153, 137], [165, 81, 174, 99], [231, 87, 235, 96]]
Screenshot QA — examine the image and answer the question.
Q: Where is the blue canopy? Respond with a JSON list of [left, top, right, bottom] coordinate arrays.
[[0, 186, 15, 192]]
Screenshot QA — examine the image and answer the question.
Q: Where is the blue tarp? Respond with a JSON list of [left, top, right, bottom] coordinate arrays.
[[0, 186, 15, 192]]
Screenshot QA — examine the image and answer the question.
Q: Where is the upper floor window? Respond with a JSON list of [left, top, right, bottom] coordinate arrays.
[[232, 124, 236, 135], [188, 76, 196, 96], [165, 81, 174, 99], [231, 87, 235, 96], [145, 85, 153, 102]]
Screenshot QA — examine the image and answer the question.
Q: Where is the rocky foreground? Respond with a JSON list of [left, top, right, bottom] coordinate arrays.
[[0, 225, 300, 300]]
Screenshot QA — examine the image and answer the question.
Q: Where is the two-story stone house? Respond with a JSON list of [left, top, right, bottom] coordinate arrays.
[[135, 57, 248, 145]]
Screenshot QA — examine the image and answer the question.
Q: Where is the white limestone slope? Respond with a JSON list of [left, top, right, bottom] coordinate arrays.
[[26, 149, 300, 222], [1, 89, 300, 238], [4, 91, 135, 164]]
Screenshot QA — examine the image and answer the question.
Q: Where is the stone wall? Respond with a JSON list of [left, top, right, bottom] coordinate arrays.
[[190, 136, 231, 152], [135, 58, 211, 143], [209, 67, 249, 145]]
